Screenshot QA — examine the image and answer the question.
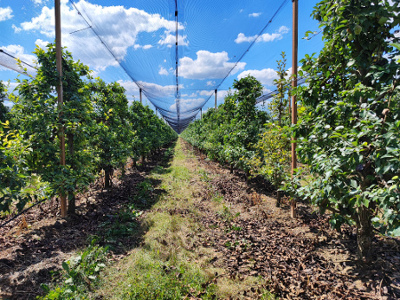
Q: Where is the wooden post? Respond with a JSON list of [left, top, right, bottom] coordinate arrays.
[[140, 88, 142, 104], [215, 89, 217, 109], [290, 0, 298, 219], [55, 0, 67, 218]]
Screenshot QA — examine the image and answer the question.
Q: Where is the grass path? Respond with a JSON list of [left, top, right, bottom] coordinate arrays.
[[92, 138, 270, 299]]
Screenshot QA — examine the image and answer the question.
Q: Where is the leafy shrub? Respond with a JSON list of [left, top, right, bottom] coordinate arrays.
[[0, 121, 51, 213]]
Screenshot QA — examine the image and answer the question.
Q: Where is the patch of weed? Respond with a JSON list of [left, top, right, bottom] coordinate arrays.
[[132, 179, 155, 209], [199, 169, 211, 182], [94, 206, 142, 252], [122, 256, 217, 299], [211, 192, 224, 203], [218, 204, 240, 223], [39, 238, 108, 299]]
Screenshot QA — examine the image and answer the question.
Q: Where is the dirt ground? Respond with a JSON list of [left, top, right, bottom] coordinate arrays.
[[1, 139, 399, 299]]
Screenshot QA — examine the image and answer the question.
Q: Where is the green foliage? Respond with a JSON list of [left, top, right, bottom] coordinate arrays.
[[1, 43, 176, 215], [233, 75, 263, 122], [128, 101, 177, 163], [218, 204, 240, 223], [39, 239, 108, 300], [268, 52, 291, 127], [294, 0, 400, 255], [0, 121, 51, 212], [132, 179, 155, 209], [124, 260, 216, 300], [250, 123, 291, 194], [10, 43, 95, 212], [0, 81, 8, 123], [88, 79, 132, 188], [181, 76, 268, 174], [97, 209, 140, 249]]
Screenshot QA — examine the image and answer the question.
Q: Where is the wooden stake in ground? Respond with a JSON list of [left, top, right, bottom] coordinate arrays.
[[291, 0, 298, 219], [55, 0, 67, 218]]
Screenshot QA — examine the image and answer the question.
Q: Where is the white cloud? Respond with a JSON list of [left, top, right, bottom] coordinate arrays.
[[1, 44, 37, 66], [35, 38, 50, 50], [183, 92, 198, 97], [134, 44, 153, 50], [158, 32, 189, 47], [235, 33, 257, 43], [158, 66, 169, 76], [169, 97, 205, 112], [32, 0, 47, 5], [0, 7, 13, 22], [206, 81, 215, 86], [249, 12, 261, 18], [117, 80, 180, 101], [278, 26, 290, 34], [263, 87, 272, 94], [200, 90, 214, 96], [11, 24, 21, 33], [117, 80, 140, 99], [235, 25, 290, 44], [179, 50, 246, 80], [15, 0, 184, 71], [139, 81, 182, 99], [237, 68, 278, 86]]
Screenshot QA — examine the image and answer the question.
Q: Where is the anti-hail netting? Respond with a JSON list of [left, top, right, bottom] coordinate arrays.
[[0, 0, 323, 133]]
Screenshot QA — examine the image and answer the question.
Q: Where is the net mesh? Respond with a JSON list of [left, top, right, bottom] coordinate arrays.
[[0, 0, 323, 132]]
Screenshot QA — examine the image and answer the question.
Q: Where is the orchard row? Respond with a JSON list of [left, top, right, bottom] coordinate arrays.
[[182, 0, 400, 259], [0, 44, 177, 216]]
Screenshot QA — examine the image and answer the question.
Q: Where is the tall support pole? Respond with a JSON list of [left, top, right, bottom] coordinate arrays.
[[215, 89, 217, 109], [55, 0, 66, 218], [291, 0, 298, 219], [200, 108, 203, 119], [140, 88, 142, 104]]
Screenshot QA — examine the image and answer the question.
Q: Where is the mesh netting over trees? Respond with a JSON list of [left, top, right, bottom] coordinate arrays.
[[0, 0, 322, 132]]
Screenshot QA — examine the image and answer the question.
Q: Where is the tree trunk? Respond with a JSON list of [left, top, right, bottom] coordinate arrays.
[[67, 132, 75, 215], [230, 165, 233, 174], [290, 199, 296, 218], [276, 190, 281, 207], [67, 193, 76, 215], [356, 205, 373, 259], [104, 166, 113, 188]]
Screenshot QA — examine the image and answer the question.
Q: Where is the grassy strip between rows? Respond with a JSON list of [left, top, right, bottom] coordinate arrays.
[[40, 139, 274, 299]]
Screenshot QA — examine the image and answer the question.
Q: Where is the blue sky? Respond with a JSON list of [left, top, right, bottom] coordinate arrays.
[[0, 0, 324, 126]]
